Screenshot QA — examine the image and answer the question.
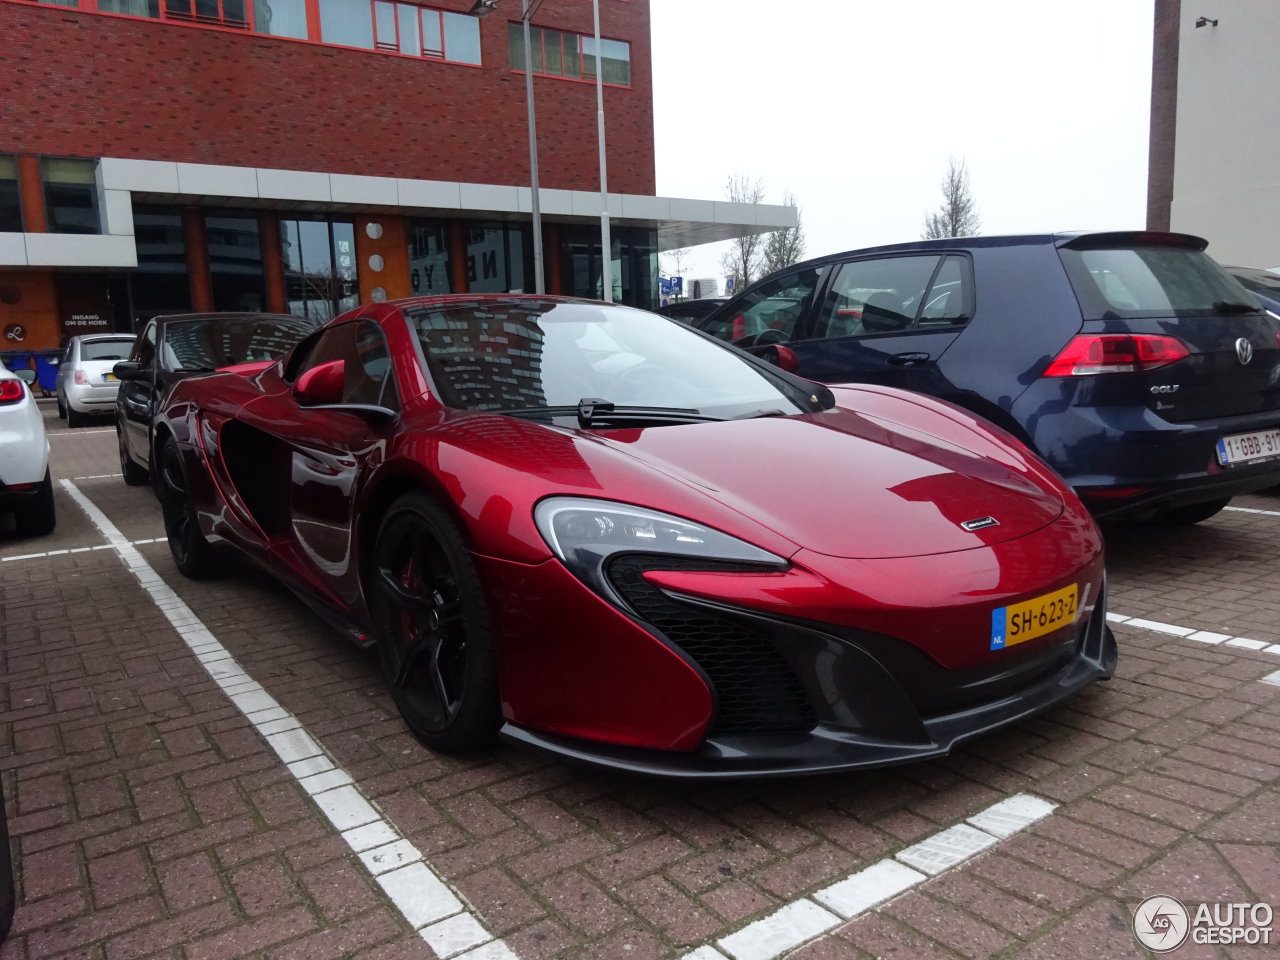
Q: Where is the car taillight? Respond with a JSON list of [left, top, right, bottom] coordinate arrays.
[[74, 370, 89, 385], [0, 380, 24, 404], [1042, 334, 1189, 377]]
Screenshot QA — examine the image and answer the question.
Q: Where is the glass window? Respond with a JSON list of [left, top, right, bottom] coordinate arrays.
[[407, 219, 452, 295], [370, 2, 478, 61], [206, 213, 266, 312], [704, 269, 822, 344], [817, 256, 940, 338], [43, 158, 100, 235], [466, 223, 528, 294], [319, 0, 373, 48], [32, 0, 80, 6], [0, 156, 21, 233], [80, 338, 137, 361], [406, 300, 811, 417], [559, 224, 656, 309], [293, 320, 396, 407], [130, 205, 191, 323], [251, 0, 307, 37], [1059, 245, 1254, 319], [509, 23, 627, 85], [919, 255, 970, 324], [98, 0, 161, 16], [581, 36, 630, 85], [282, 218, 359, 324], [441, 10, 480, 64], [162, 0, 247, 26], [132, 322, 157, 366], [161, 314, 317, 372]]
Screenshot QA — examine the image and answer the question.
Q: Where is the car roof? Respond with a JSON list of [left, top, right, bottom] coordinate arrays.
[[69, 333, 137, 342], [775, 230, 1211, 273], [148, 312, 306, 325]]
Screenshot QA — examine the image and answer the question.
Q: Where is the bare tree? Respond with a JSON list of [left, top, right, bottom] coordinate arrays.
[[662, 245, 692, 299], [761, 191, 806, 276], [922, 156, 981, 239], [720, 174, 767, 292]]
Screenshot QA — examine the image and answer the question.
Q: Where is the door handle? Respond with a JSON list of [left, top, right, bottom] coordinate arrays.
[[889, 352, 931, 366]]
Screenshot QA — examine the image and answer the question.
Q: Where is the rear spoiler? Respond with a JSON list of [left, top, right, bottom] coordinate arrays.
[[1055, 231, 1208, 252]]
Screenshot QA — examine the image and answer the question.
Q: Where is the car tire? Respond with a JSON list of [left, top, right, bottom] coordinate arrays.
[[66, 406, 87, 428], [1154, 498, 1231, 526], [369, 492, 500, 753], [158, 441, 222, 578], [14, 470, 56, 538], [56, 396, 67, 420], [118, 429, 149, 486]]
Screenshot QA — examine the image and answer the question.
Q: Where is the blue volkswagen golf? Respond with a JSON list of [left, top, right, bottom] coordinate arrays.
[[698, 232, 1280, 523]]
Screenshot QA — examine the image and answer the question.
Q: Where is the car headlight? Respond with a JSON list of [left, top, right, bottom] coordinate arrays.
[[534, 497, 787, 605]]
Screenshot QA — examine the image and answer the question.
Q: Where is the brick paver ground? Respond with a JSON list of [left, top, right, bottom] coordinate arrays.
[[1, 402, 1276, 959]]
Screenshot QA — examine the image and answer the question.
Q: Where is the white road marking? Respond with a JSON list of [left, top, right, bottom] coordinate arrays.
[[1108, 611, 1280, 658], [683, 794, 1057, 960], [60, 480, 515, 960], [1225, 505, 1280, 518], [1, 538, 163, 563], [50, 428, 115, 436], [69, 472, 124, 480], [1262, 670, 1280, 687]]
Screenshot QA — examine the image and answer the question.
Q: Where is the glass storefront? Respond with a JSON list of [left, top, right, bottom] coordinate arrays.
[[281, 218, 358, 323], [407, 219, 452, 295], [43, 158, 100, 235], [207, 213, 266, 312], [130, 205, 191, 325], [560, 225, 657, 310], [465, 222, 530, 294]]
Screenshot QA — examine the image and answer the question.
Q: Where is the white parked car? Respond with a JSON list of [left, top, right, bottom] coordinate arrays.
[[0, 364, 55, 537], [56, 334, 137, 427]]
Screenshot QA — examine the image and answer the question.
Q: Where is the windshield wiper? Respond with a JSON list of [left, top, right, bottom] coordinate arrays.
[[732, 408, 790, 420], [1213, 300, 1259, 314], [498, 398, 722, 428]]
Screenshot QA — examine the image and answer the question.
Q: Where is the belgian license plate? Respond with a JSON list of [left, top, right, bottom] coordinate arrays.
[[103, 373, 118, 382], [1217, 428, 1280, 466], [991, 584, 1078, 651]]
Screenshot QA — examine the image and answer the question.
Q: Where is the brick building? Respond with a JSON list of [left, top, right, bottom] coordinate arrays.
[[0, 0, 792, 349]]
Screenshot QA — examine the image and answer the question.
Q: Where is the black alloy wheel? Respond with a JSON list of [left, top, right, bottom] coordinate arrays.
[[118, 428, 149, 486], [370, 493, 499, 753], [158, 442, 222, 578]]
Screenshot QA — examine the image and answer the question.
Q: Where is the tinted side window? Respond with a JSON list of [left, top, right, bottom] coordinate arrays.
[[702, 269, 822, 343], [817, 256, 939, 339], [134, 323, 157, 368], [294, 320, 396, 408], [919, 256, 971, 325]]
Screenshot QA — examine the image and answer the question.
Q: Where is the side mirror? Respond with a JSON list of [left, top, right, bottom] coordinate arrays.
[[14, 369, 36, 386], [112, 360, 145, 381], [294, 359, 344, 406], [753, 344, 800, 374]]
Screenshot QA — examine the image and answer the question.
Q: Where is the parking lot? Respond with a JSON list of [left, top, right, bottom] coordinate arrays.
[[1, 399, 1278, 960]]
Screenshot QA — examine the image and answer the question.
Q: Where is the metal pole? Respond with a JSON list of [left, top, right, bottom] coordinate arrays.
[[593, 0, 612, 302], [523, 0, 544, 294]]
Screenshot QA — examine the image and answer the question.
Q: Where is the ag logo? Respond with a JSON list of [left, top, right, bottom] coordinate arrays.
[[1133, 895, 1190, 952]]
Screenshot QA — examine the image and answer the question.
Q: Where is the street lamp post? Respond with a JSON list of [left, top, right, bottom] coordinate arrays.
[[468, 0, 544, 294], [592, 0, 612, 302]]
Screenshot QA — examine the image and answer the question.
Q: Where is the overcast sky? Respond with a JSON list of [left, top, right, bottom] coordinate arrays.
[[647, 0, 1155, 287]]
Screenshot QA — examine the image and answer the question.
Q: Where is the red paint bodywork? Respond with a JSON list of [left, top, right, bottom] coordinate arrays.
[[157, 296, 1111, 763]]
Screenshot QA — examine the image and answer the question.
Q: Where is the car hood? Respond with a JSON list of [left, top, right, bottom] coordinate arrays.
[[581, 406, 1065, 560]]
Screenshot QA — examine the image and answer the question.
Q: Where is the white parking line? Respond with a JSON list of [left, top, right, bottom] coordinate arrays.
[[50, 428, 115, 436], [60, 480, 517, 960], [1225, 505, 1280, 518], [1, 538, 164, 563], [1108, 611, 1280, 657], [69, 472, 124, 481], [681, 794, 1056, 960]]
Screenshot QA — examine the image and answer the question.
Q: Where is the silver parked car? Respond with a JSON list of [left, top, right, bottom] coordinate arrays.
[[56, 333, 137, 427]]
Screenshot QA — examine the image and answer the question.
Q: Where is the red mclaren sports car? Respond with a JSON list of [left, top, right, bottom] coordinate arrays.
[[154, 295, 1116, 777]]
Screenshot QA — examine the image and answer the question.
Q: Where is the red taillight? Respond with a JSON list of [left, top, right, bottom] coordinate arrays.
[[0, 380, 24, 404], [1042, 334, 1190, 377], [74, 370, 89, 385]]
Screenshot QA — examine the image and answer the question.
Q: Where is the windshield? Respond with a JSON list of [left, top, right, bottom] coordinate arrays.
[[79, 338, 135, 361], [405, 299, 812, 419], [1059, 246, 1257, 319], [160, 316, 318, 372]]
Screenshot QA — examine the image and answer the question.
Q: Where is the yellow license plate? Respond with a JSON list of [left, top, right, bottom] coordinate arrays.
[[104, 373, 118, 381], [991, 584, 1078, 650]]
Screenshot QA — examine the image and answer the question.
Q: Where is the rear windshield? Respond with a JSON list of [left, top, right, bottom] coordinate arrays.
[[80, 339, 135, 361], [1059, 246, 1257, 319]]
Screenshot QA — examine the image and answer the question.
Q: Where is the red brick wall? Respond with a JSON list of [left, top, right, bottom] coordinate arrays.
[[0, 0, 654, 195]]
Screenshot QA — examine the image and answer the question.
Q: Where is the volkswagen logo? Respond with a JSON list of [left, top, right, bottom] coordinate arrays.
[[1236, 337, 1254, 365]]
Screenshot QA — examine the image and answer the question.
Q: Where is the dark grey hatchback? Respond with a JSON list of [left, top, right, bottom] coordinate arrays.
[[698, 232, 1280, 523]]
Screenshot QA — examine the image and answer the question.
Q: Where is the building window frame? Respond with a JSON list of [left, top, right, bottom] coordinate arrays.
[[508, 21, 631, 87]]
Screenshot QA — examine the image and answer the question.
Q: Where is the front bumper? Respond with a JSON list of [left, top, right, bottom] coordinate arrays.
[[500, 587, 1115, 779]]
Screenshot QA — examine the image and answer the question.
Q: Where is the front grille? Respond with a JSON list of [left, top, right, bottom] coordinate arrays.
[[608, 556, 816, 735]]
